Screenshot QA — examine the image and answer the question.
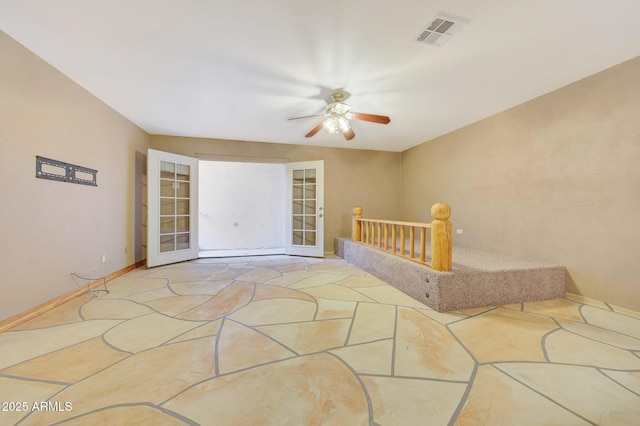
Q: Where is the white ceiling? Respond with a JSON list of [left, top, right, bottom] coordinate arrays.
[[1, 1, 639, 152]]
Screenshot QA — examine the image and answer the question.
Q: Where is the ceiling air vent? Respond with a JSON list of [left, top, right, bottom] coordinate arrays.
[[416, 12, 469, 46]]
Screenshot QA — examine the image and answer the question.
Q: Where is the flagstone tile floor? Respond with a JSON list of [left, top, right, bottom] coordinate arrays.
[[1, 255, 639, 425]]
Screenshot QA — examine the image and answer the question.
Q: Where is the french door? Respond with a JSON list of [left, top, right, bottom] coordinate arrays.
[[147, 149, 199, 267], [285, 160, 324, 257]]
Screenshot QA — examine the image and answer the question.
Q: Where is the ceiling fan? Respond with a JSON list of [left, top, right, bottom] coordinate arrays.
[[288, 91, 390, 141]]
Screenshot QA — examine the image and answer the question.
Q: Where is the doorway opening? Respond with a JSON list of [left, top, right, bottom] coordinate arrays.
[[198, 161, 286, 257], [147, 150, 325, 266]]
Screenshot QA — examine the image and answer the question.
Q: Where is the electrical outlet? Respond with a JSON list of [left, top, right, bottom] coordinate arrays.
[[456, 229, 463, 234], [125, 247, 128, 254], [101, 254, 107, 264]]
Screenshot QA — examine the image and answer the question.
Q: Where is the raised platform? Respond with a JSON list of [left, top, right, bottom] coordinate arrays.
[[335, 238, 566, 312]]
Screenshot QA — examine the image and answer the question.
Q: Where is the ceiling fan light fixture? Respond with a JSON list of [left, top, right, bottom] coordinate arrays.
[[323, 117, 339, 133], [322, 115, 351, 134], [328, 101, 352, 115], [291, 90, 389, 140], [337, 116, 350, 132]]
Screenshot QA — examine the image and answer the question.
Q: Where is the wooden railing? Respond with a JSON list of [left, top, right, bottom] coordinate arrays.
[[352, 203, 452, 272]]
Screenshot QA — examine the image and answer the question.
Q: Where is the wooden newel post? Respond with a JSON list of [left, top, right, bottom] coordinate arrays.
[[430, 202, 452, 271], [352, 206, 363, 242]]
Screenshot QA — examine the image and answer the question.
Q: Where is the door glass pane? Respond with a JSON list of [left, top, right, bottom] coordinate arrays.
[[293, 185, 303, 199], [161, 198, 175, 215], [304, 216, 316, 230], [176, 216, 190, 232], [293, 170, 304, 184], [292, 231, 303, 245], [160, 217, 175, 234], [293, 216, 303, 230], [176, 182, 190, 198], [176, 233, 190, 250], [293, 200, 303, 214], [304, 200, 316, 214], [160, 180, 174, 197], [305, 168, 316, 183], [305, 184, 316, 199], [176, 199, 190, 215], [176, 164, 190, 181], [305, 231, 316, 245], [160, 161, 175, 179], [160, 235, 175, 252]]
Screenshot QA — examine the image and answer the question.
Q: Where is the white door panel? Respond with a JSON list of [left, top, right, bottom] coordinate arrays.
[[285, 160, 324, 257], [147, 149, 199, 267]]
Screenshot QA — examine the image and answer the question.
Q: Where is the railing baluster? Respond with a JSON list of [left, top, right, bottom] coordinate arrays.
[[364, 221, 368, 245], [362, 220, 365, 244], [372, 222, 376, 247], [364, 220, 368, 244], [366, 221, 369, 245], [409, 226, 415, 259], [371, 222, 375, 246], [391, 224, 397, 254], [420, 227, 426, 262], [384, 224, 388, 250], [400, 225, 405, 256]]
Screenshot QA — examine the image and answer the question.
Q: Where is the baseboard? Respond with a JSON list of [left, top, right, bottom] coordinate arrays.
[[0, 259, 147, 334], [199, 248, 286, 257]]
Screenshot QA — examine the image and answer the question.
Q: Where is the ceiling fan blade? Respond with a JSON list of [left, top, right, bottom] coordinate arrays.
[[352, 112, 391, 124], [305, 122, 324, 138], [343, 128, 355, 141], [288, 114, 324, 121]]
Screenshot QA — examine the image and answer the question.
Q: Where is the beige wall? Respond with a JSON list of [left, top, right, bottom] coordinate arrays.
[[150, 135, 402, 251], [0, 31, 150, 321], [401, 56, 640, 311]]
